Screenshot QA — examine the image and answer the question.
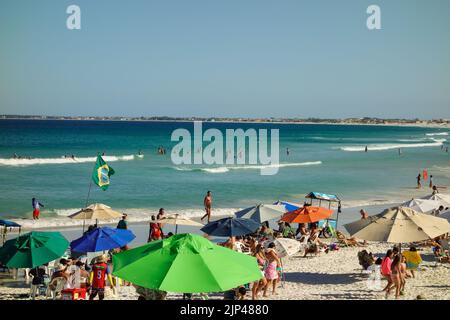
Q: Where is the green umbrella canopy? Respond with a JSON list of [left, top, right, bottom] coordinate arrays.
[[112, 233, 262, 293], [0, 231, 69, 268]]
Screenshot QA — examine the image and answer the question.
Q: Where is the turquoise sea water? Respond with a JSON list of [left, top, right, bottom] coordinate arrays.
[[0, 120, 449, 222]]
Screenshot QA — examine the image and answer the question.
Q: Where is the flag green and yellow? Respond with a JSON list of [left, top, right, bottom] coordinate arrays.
[[92, 155, 115, 190]]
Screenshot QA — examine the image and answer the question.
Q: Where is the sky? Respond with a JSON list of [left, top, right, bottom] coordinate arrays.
[[0, 0, 449, 119]]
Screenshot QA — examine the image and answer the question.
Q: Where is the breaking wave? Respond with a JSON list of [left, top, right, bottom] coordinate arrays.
[[340, 140, 444, 152], [0, 154, 138, 166], [426, 132, 448, 136], [174, 161, 322, 173]]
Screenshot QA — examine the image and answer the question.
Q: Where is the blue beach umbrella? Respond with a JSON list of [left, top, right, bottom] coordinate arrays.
[[70, 227, 135, 253], [200, 217, 261, 237], [273, 200, 302, 212], [0, 220, 21, 228]]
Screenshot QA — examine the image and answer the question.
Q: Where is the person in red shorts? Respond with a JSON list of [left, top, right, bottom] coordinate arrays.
[[89, 255, 114, 300], [32, 198, 44, 220]]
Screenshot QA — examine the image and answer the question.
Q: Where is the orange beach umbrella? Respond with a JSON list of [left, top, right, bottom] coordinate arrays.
[[281, 206, 334, 224]]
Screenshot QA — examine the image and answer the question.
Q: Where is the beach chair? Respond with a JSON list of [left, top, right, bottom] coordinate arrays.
[[47, 277, 67, 300], [234, 241, 251, 254], [297, 235, 310, 256]]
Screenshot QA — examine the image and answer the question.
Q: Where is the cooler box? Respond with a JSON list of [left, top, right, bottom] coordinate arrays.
[[61, 288, 87, 300]]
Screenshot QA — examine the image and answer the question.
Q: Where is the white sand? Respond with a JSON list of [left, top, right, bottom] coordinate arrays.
[[2, 241, 449, 300]]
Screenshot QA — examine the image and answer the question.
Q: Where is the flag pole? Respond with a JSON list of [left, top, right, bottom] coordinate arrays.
[[82, 181, 92, 233]]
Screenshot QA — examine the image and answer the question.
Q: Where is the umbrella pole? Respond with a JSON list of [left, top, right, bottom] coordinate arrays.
[[280, 258, 285, 288]]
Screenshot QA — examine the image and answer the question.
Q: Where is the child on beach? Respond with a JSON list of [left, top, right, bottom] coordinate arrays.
[[381, 250, 394, 296]]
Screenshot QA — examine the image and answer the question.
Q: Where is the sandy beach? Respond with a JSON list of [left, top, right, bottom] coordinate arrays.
[[2, 240, 449, 300]]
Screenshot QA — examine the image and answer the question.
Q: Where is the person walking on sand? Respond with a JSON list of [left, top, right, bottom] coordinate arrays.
[[201, 191, 212, 223], [116, 214, 128, 230], [32, 197, 44, 220], [429, 175, 434, 189], [416, 173, 421, 189]]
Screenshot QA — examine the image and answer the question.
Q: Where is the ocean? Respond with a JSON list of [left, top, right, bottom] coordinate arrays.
[[0, 119, 449, 228]]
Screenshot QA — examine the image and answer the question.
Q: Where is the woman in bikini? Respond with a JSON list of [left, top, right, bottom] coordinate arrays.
[[389, 255, 402, 299], [263, 242, 281, 297], [251, 244, 268, 300]]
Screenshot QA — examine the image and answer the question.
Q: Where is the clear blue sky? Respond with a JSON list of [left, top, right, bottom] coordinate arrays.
[[1, 0, 449, 119]]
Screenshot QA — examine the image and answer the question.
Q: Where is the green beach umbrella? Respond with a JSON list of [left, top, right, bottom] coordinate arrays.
[[0, 231, 69, 268], [112, 233, 262, 293]]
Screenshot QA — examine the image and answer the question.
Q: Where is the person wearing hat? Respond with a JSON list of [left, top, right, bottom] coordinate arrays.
[[89, 255, 114, 300], [117, 214, 128, 230]]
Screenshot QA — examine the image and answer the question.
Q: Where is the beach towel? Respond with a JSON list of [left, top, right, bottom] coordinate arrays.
[[402, 251, 422, 270]]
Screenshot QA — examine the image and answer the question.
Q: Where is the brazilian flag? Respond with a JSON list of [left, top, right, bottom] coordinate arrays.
[[92, 155, 115, 190]]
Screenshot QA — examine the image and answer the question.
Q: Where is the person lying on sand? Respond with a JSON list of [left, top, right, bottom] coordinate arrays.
[[336, 231, 366, 247]]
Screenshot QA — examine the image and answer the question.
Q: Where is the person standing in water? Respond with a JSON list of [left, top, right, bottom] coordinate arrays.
[[416, 173, 422, 189], [201, 191, 212, 223], [365, 146, 368, 152], [286, 148, 290, 156], [32, 198, 44, 220]]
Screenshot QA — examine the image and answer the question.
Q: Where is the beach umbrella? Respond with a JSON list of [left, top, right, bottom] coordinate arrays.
[[200, 217, 260, 237], [281, 206, 334, 224], [401, 198, 442, 213], [69, 203, 123, 232], [0, 220, 21, 245], [343, 206, 450, 243], [235, 204, 287, 224], [154, 214, 203, 234], [439, 210, 450, 222], [0, 231, 69, 268], [265, 238, 302, 258], [68, 203, 123, 220], [112, 233, 262, 293], [421, 193, 450, 207], [70, 227, 135, 253], [273, 200, 302, 212]]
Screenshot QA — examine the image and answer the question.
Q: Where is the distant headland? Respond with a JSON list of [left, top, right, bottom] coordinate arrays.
[[1, 114, 450, 128]]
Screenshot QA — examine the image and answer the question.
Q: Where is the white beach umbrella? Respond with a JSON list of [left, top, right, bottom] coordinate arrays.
[[344, 206, 450, 243], [235, 204, 287, 223], [401, 198, 442, 213], [421, 193, 450, 207], [265, 238, 302, 258], [69, 203, 123, 220], [154, 214, 203, 234]]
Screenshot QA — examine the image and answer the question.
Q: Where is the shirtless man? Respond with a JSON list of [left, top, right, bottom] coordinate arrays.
[[201, 191, 212, 223]]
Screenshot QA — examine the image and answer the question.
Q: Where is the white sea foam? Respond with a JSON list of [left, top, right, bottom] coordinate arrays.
[[0, 154, 137, 166], [9, 207, 239, 230], [426, 132, 448, 136], [340, 140, 444, 152], [174, 161, 322, 174]]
